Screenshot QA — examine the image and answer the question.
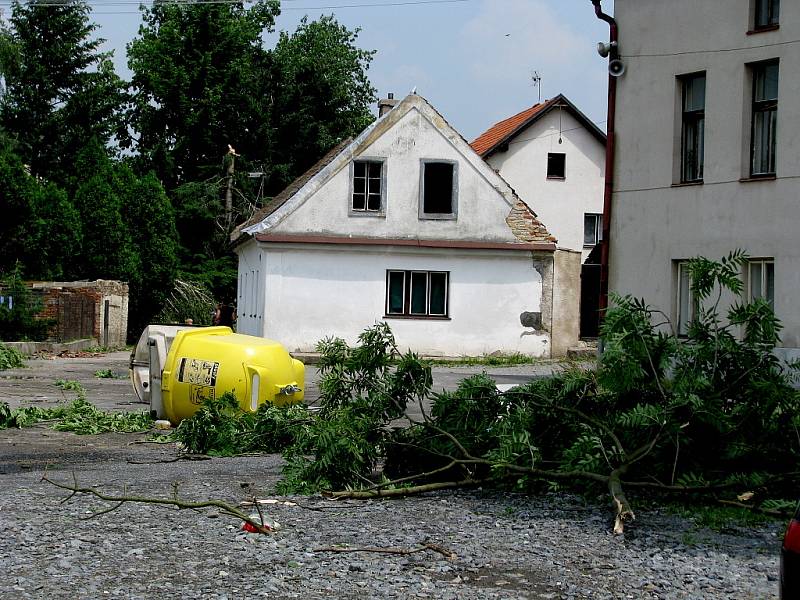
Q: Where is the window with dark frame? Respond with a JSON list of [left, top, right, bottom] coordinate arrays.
[[680, 72, 705, 183], [352, 160, 383, 212], [676, 261, 697, 337], [754, 0, 780, 29], [583, 213, 603, 246], [547, 152, 566, 179], [385, 270, 449, 318], [422, 162, 455, 215], [748, 259, 775, 309], [751, 61, 779, 177]]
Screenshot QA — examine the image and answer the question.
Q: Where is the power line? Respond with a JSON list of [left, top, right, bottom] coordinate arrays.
[[625, 38, 800, 59], [0, 0, 472, 10]]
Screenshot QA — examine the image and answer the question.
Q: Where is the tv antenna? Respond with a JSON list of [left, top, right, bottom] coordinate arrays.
[[531, 71, 542, 103]]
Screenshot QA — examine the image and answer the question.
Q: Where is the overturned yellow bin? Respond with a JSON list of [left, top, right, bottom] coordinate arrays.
[[131, 326, 304, 425]]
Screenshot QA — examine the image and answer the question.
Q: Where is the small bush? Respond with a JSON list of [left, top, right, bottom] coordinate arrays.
[[0, 343, 24, 370]]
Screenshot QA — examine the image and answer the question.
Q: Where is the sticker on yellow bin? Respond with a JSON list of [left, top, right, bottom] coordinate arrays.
[[178, 358, 220, 387]]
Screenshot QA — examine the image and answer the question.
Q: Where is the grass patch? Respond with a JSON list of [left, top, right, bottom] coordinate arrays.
[[55, 379, 85, 393], [0, 343, 25, 370], [424, 353, 538, 367], [94, 369, 115, 379], [667, 502, 781, 532]]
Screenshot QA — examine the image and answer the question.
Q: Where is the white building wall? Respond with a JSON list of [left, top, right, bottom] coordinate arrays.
[[612, 0, 800, 353], [485, 110, 605, 259], [272, 107, 521, 244], [245, 243, 548, 357]]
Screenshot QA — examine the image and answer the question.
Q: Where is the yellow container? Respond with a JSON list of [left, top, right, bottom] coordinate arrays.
[[160, 326, 304, 425]]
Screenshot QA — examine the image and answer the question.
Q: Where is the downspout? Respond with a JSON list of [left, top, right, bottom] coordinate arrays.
[[592, 0, 618, 326]]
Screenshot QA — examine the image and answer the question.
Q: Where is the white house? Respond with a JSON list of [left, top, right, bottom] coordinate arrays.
[[610, 0, 800, 359], [471, 95, 606, 336], [231, 93, 582, 357]]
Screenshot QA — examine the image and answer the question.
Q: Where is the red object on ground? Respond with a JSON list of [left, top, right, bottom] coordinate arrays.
[[241, 520, 270, 533]]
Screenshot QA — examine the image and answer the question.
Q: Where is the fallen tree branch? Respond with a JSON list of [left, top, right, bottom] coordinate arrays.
[[41, 470, 272, 534], [127, 454, 212, 465], [314, 542, 456, 560], [323, 478, 488, 499]]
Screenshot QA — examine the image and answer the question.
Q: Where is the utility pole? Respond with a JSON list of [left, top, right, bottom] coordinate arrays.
[[224, 144, 238, 230]]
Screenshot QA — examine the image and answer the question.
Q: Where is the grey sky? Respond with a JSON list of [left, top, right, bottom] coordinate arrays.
[[61, 0, 614, 141]]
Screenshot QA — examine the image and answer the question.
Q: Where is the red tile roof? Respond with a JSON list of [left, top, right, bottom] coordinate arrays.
[[470, 99, 553, 156]]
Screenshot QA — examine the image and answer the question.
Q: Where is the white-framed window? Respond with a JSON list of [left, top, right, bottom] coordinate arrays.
[[583, 213, 603, 247], [547, 152, 566, 179], [419, 160, 457, 219], [680, 72, 706, 183], [351, 159, 385, 213], [747, 258, 775, 309], [676, 261, 697, 337], [386, 270, 449, 318], [750, 60, 779, 177]]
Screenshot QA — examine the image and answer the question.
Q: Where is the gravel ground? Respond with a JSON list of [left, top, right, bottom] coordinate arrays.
[[0, 353, 784, 599]]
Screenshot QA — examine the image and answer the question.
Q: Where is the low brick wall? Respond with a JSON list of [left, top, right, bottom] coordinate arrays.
[[4, 280, 129, 347]]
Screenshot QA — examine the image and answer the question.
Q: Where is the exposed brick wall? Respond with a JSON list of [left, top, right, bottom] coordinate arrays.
[[1, 280, 129, 345], [506, 199, 558, 244]]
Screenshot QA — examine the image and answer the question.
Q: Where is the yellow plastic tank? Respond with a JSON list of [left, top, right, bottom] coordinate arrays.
[[160, 326, 304, 425]]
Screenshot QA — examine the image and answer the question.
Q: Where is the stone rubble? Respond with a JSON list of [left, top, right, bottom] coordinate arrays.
[[0, 452, 781, 599]]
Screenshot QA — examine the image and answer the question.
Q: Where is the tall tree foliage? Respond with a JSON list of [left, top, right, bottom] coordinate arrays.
[[0, 0, 124, 183], [268, 15, 376, 191], [0, 136, 81, 280], [126, 0, 281, 190]]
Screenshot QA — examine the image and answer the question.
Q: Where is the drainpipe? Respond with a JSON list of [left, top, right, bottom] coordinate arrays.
[[592, 0, 617, 323]]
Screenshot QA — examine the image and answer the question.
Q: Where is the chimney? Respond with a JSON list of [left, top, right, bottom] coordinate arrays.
[[378, 92, 398, 117]]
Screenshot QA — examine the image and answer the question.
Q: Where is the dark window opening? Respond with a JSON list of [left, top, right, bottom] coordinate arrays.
[[755, 0, 779, 29], [386, 270, 449, 318], [422, 162, 454, 215], [547, 153, 566, 179], [584, 213, 603, 246], [352, 160, 383, 212], [680, 73, 705, 182], [751, 61, 778, 177]]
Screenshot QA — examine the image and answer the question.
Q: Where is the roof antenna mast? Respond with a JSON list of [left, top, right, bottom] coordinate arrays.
[[531, 71, 542, 103]]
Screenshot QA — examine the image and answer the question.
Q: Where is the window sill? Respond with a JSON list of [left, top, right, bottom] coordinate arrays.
[[671, 180, 703, 187], [546, 176, 566, 181], [419, 214, 457, 221], [349, 210, 386, 218], [384, 314, 451, 321], [740, 174, 777, 182], [747, 24, 779, 35]]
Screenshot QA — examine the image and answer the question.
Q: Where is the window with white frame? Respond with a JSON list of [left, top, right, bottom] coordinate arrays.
[[584, 213, 603, 246], [676, 261, 697, 336], [351, 160, 384, 213], [750, 60, 779, 177], [420, 161, 456, 218], [754, 0, 780, 29], [680, 72, 706, 183], [748, 259, 775, 309], [386, 270, 449, 317]]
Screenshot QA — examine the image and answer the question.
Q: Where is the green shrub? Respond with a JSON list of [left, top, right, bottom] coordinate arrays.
[[0, 263, 51, 341], [0, 342, 24, 370]]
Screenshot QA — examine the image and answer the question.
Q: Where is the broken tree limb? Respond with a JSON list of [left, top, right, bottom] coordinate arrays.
[[324, 478, 488, 499], [41, 470, 273, 534], [608, 465, 634, 535], [314, 542, 456, 560]]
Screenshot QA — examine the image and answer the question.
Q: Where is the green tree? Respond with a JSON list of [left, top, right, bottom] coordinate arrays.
[[126, 0, 281, 190], [0, 0, 125, 183], [0, 136, 81, 280], [117, 167, 179, 336], [71, 140, 139, 281], [268, 15, 376, 190]]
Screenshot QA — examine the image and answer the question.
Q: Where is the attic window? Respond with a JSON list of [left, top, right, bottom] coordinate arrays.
[[351, 159, 384, 214], [420, 160, 457, 219], [547, 153, 566, 179]]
